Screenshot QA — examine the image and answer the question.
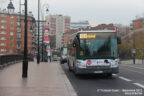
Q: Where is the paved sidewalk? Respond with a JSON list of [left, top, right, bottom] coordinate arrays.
[[0, 62, 77, 96]]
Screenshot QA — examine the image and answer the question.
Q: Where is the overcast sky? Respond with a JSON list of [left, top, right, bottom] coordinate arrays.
[[1, 0, 144, 26]]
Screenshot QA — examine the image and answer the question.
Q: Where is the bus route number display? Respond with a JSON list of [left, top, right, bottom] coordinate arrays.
[[80, 34, 96, 39]]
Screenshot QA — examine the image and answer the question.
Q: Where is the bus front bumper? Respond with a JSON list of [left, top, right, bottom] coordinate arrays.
[[75, 67, 119, 74]]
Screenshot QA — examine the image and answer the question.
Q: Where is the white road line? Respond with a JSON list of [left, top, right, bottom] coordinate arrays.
[[120, 67, 144, 75], [120, 65, 144, 70], [119, 76, 132, 82], [133, 83, 144, 89], [112, 74, 118, 76]]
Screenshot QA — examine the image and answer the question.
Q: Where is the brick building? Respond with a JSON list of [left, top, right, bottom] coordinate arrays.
[[133, 17, 144, 30], [63, 24, 115, 46], [0, 10, 36, 55]]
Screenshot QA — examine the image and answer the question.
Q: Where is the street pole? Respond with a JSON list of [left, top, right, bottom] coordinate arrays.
[[42, 23, 44, 62], [133, 24, 135, 64], [37, 0, 40, 64], [22, 0, 28, 78]]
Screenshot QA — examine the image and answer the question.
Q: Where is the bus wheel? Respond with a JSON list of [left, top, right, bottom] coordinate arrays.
[[60, 60, 63, 64]]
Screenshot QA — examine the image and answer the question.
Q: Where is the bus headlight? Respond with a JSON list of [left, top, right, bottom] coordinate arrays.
[[77, 61, 86, 68], [110, 61, 118, 68]]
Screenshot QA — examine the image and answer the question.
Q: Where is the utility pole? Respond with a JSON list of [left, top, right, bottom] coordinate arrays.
[[133, 24, 136, 64], [22, 0, 28, 78], [37, 0, 40, 64]]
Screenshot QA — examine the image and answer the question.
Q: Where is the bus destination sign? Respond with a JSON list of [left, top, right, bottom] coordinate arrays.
[[80, 34, 96, 39]]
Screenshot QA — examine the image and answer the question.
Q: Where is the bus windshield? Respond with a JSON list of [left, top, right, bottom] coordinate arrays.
[[78, 38, 118, 59]]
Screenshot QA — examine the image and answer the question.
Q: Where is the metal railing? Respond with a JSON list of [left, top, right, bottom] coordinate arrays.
[[0, 54, 23, 67]]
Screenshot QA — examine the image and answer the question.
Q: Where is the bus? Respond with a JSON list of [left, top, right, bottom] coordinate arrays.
[[67, 28, 121, 76]]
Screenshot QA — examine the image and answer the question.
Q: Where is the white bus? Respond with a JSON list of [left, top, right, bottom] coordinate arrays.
[[67, 28, 121, 76]]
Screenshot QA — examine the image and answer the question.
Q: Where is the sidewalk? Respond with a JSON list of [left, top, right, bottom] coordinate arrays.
[[0, 62, 77, 96]]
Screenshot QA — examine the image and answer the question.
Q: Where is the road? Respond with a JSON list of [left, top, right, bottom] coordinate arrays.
[[61, 63, 144, 96]]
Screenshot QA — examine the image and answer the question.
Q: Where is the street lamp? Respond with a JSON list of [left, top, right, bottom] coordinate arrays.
[[22, 0, 28, 78], [37, 0, 40, 64], [41, 4, 49, 62], [7, 0, 15, 14], [131, 23, 136, 64]]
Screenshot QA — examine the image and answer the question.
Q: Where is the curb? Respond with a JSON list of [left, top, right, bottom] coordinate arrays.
[[59, 64, 78, 96]]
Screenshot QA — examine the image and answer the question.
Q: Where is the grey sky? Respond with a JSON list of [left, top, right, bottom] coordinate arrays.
[[1, 0, 144, 26]]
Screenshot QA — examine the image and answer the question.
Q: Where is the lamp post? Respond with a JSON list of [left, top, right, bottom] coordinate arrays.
[[131, 22, 136, 64], [37, 0, 40, 64], [22, 0, 28, 77], [132, 23, 136, 64], [41, 4, 49, 62], [7, 0, 15, 14]]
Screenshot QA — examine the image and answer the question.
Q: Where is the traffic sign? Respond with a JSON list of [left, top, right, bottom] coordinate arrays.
[[132, 49, 136, 53]]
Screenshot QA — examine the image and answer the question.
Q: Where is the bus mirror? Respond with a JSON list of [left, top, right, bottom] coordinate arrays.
[[73, 43, 76, 47], [117, 37, 121, 44]]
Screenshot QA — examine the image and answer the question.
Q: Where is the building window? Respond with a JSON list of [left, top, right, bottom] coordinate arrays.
[[17, 22, 20, 26], [17, 34, 21, 38], [10, 49, 14, 53], [10, 21, 14, 24], [0, 37, 6, 40], [10, 32, 14, 36], [0, 49, 7, 52], [0, 14, 7, 17], [0, 20, 7, 23], [10, 26, 14, 30], [0, 31, 6, 34], [0, 25, 7, 29], [10, 44, 14, 47], [17, 38, 21, 41], [10, 37, 14, 42], [0, 43, 6, 46], [10, 15, 14, 18], [17, 27, 21, 32]]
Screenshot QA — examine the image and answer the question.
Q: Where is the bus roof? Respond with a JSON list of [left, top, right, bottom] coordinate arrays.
[[79, 29, 117, 33], [68, 29, 117, 41]]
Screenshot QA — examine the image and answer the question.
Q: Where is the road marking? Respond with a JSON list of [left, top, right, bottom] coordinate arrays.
[[112, 74, 118, 76], [133, 83, 144, 89], [120, 67, 144, 75], [119, 76, 132, 82], [120, 65, 144, 70]]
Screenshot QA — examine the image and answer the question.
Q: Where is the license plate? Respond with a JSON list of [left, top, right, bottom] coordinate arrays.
[[94, 71, 103, 73]]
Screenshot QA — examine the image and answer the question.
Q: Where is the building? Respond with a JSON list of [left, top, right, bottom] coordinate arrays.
[[45, 14, 70, 49], [132, 17, 144, 43], [133, 17, 144, 30], [70, 20, 90, 30], [63, 24, 115, 46], [0, 1, 36, 55], [114, 24, 131, 39]]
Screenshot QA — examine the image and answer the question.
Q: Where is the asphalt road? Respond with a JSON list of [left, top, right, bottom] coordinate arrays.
[[61, 63, 144, 96]]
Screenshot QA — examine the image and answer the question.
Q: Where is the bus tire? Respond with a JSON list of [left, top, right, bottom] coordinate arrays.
[[60, 60, 63, 64]]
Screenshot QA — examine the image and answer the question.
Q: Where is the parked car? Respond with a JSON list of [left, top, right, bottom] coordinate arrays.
[[52, 55, 60, 61]]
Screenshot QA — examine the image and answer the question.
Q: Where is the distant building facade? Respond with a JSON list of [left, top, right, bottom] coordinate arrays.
[[0, 11, 36, 55], [70, 20, 90, 30], [45, 15, 70, 49], [133, 17, 144, 30]]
